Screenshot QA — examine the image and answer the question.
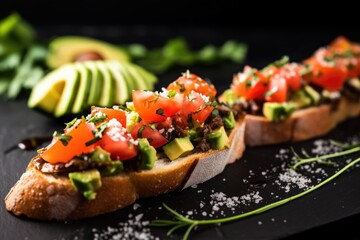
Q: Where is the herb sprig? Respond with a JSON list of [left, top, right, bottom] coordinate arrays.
[[151, 141, 360, 240]]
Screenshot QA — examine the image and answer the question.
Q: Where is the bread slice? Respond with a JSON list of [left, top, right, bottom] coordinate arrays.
[[245, 97, 360, 146], [5, 118, 245, 220]]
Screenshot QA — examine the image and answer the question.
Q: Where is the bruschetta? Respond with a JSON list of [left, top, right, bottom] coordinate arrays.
[[220, 36, 360, 146], [5, 71, 246, 220]]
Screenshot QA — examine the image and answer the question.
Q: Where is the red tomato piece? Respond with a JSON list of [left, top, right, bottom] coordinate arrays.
[[279, 63, 302, 91], [41, 119, 97, 164], [303, 49, 347, 91], [131, 122, 168, 148], [91, 106, 127, 127], [100, 119, 137, 161], [265, 74, 288, 102], [132, 90, 183, 123], [177, 91, 214, 126], [231, 65, 269, 101], [167, 71, 217, 99]]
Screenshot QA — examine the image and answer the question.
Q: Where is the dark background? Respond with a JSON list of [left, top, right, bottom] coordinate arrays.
[[1, 2, 360, 240]]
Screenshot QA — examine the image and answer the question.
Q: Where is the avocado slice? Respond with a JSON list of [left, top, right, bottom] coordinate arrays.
[[131, 63, 158, 90], [106, 61, 129, 104], [72, 62, 92, 114], [46, 36, 130, 69], [96, 61, 115, 107], [206, 126, 230, 150], [111, 61, 136, 97], [84, 61, 103, 106], [54, 64, 81, 117], [138, 138, 157, 170], [27, 65, 68, 114], [122, 62, 156, 90], [263, 102, 296, 122], [163, 137, 194, 161], [69, 169, 102, 200]]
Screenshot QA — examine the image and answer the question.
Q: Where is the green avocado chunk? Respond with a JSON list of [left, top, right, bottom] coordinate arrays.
[[163, 137, 194, 161], [223, 111, 236, 130], [69, 169, 102, 200], [263, 102, 296, 122], [206, 126, 230, 150], [46, 36, 130, 69], [138, 138, 157, 170]]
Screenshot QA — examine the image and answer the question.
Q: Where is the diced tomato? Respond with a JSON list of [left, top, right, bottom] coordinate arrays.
[[231, 65, 269, 101], [131, 122, 168, 148], [100, 119, 137, 161], [303, 49, 347, 91], [41, 119, 97, 164], [167, 71, 217, 99], [132, 90, 183, 123], [91, 106, 127, 127], [279, 63, 302, 91], [176, 91, 214, 126], [265, 74, 288, 102]]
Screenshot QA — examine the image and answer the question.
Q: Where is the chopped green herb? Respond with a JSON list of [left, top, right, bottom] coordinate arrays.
[[65, 117, 78, 129], [156, 108, 165, 116], [86, 122, 107, 146], [167, 90, 177, 98], [53, 131, 72, 146], [87, 113, 107, 124]]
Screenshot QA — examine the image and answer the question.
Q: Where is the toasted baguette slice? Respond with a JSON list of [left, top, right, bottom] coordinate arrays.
[[5, 118, 245, 220], [245, 97, 360, 146]]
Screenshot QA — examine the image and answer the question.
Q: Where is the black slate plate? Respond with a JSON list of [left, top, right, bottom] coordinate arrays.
[[1, 25, 360, 240]]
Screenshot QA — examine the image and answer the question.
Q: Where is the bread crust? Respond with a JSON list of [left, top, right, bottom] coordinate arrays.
[[5, 118, 245, 220], [245, 97, 360, 146]]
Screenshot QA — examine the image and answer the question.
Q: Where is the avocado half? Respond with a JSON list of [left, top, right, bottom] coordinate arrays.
[[46, 36, 130, 69]]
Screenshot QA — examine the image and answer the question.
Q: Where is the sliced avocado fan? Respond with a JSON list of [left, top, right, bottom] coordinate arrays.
[[28, 60, 158, 118]]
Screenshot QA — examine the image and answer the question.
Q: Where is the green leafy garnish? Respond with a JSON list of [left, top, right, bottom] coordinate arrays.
[[86, 122, 107, 146], [0, 13, 47, 99], [290, 142, 360, 170], [151, 154, 360, 240], [65, 117, 78, 129], [124, 37, 247, 74]]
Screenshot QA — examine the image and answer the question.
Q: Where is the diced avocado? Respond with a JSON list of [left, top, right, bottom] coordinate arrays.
[[72, 62, 92, 114], [106, 61, 129, 104], [91, 146, 112, 162], [223, 111, 236, 129], [69, 169, 102, 200], [126, 110, 140, 132], [206, 126, 229, 150], [54, 64, 81, 117], [138, 138, 157, 170], [90, 147, 124, 176], [219, 89, 238, 106], [291, 89, 312, 108], [96, 61, 115, 107], [303, 85, 320, 105], [27, 65, 68, 114], [100, 161, 124, 176], [84, 61, 103, 106], [263, 102, 296, 122], [46, 36, 130, 69], [163, 137, 194, 161]]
